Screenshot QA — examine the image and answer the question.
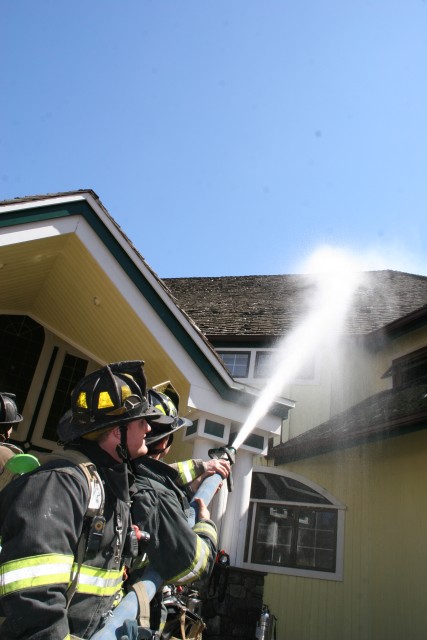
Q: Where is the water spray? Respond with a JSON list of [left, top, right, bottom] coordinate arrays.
[[233, 247, 362, 451]]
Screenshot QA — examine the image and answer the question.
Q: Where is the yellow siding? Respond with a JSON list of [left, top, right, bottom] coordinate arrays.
[[263, 430, 427, 639]]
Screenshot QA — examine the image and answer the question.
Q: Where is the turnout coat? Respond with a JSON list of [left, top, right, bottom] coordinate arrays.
[[0, 441, 132, 640], [131, 455, 218, 585]]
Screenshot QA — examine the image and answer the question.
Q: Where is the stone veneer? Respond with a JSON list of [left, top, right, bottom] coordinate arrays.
[[196, 566, 266, 639]]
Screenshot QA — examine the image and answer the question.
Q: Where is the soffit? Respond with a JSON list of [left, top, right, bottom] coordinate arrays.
[[0, 232, 187, 393]]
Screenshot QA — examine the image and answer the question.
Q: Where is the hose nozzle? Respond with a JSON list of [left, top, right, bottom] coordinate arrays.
[[208, 446, 236, 491]]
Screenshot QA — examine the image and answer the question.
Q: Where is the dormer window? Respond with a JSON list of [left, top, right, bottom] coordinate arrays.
[[392, 346, 427, 388], [218, 351, 250, 377]]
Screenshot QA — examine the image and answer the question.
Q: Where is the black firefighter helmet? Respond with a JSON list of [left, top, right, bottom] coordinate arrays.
[[57, 361, 173, 444], [0, 392, 23, 436], [145, 381, 192, 447]]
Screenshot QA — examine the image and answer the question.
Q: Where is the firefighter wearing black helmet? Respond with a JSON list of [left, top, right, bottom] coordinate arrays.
[[130, 386, 228, 594], [129, 386, 229, 637], [0, 392, 24, 482], [146, 385, 231, 496], [0, 361, 171, 640]]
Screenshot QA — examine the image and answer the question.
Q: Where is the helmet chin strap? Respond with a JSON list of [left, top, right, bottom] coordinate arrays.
[[116, 424, 130, 464]]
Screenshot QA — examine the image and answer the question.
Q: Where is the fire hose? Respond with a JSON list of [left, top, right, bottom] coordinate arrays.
[[91, 446, 235, 640]]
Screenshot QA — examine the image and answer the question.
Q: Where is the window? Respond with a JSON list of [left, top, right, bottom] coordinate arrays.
[[254, 351, 273, 378], [204, 419, 225, 438], [218, 351, 250, 378], [0, 315, 45, 409], [42, 353, 88, 442], [244, 470, 345, 579], [392, 347, 427, 388]]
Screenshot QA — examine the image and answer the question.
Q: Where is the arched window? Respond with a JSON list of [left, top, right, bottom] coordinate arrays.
[[244, 468, 345, 580]]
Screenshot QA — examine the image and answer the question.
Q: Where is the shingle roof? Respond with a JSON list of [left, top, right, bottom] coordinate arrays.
[[270, 381, 427, 464], [164, 270, 427, 338]]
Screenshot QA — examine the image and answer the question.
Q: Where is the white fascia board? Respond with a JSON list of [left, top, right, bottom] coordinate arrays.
[[0, 216, 80, 246], [0, 193, 87, 214]]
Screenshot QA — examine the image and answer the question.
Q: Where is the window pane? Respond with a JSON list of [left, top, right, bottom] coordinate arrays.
[[295, 509, 337, 571], [218, 352, 250, 378], [254, 352, 273, 378], [0, 315, 45, 409], [251, 504, 295, 565], [392, 347, 427, 387], [42, 354, 88, 442]]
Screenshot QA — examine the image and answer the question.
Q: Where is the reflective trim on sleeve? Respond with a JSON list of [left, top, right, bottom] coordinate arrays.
[[0, 554, 124, 598], [0, 553, 74, 595], [175, 460, 196, 485], [75, 564, 124, 596], [193, 520, 218, 546], [169, 535, 211, 584]]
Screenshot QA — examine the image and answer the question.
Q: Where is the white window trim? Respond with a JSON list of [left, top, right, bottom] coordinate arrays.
[[217, 347, 320, 385], [241, 466, 346, 581]]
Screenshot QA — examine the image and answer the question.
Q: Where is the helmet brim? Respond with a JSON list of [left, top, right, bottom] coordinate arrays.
[[0, 413, 23, 427], [145, 416, 193, 445]]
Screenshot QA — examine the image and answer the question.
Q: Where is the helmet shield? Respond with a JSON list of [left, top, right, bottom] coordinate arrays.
[[57, 362, 173, 443]]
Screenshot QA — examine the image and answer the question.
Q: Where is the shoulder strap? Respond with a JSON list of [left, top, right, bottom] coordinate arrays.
[[39, 449, 106, 607], [40, 449, 105, 517]]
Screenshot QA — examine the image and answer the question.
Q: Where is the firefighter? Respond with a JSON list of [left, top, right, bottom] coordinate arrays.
[[131, 387, 229, 583], [146, 384, 231, 496], [0, 392, 23, 477], [0, 361, 172, 640], [130, 387, 230, 637]]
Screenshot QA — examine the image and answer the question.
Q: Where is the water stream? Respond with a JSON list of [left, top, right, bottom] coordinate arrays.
[[232, 247, 362, 451]]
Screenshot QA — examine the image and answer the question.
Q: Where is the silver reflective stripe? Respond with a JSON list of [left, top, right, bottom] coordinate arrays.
[[172, 537, 210, 584], [179, 460, 194, 484], [1, 561, 73, 586], [0, 554, 74, 595]]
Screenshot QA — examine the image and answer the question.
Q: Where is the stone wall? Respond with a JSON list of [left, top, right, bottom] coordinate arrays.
[[197, 566, 266, 639]]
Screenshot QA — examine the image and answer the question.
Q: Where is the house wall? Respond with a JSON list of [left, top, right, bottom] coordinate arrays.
[[263, 429, 427, 640]]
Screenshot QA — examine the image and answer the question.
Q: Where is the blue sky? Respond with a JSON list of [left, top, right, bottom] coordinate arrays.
[[1, 1, 427, 278]]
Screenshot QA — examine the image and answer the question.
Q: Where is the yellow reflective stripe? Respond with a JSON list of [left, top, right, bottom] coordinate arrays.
[[0, 554, 123, 598], [169, 536, 210, 584], [0, 554, 74, 595], [75, 564, 123, 596], [193, 521, 218, 546], [176, 460, 196, 484]]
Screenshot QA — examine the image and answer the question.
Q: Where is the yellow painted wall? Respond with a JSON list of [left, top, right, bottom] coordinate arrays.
[[263, 429, 427, 640]]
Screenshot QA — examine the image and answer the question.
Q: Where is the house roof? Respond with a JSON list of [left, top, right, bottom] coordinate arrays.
[[164, 271, 427, 340], [270, 380, 427, 464]]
